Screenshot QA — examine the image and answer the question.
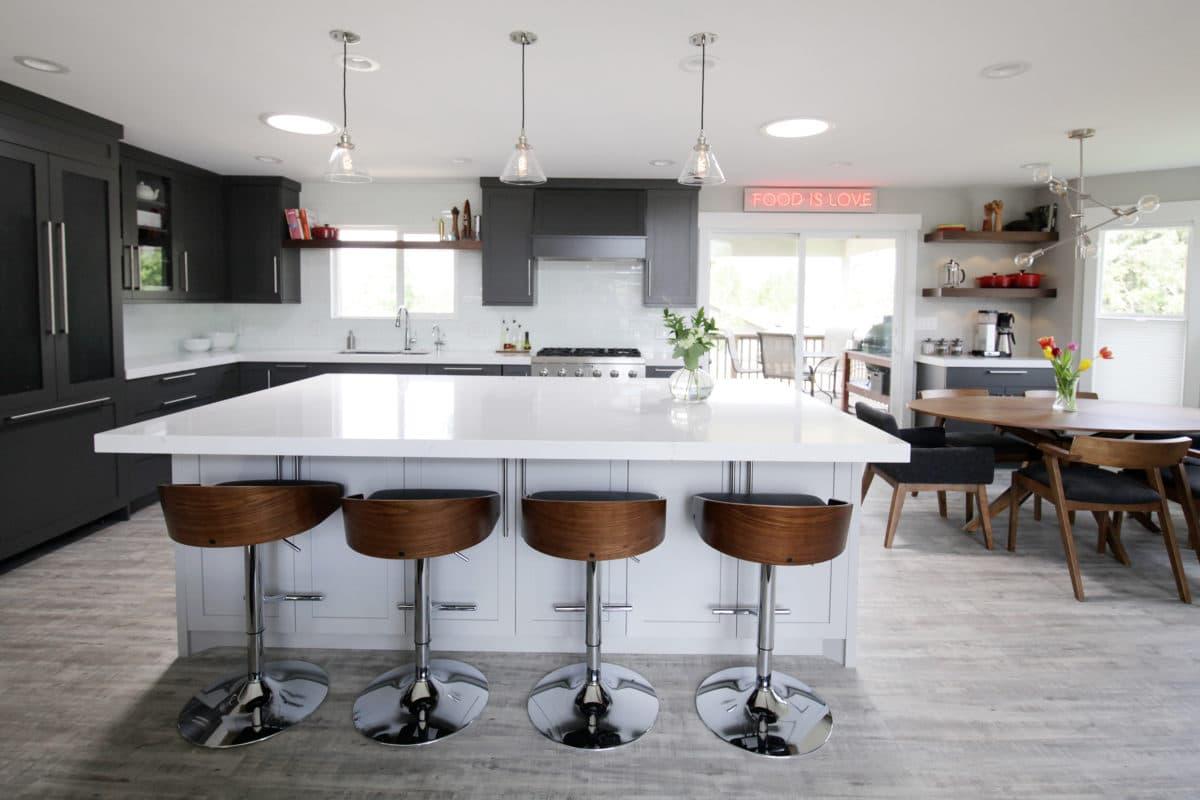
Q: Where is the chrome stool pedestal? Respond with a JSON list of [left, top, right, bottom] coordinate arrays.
[[178, 544, 329, 748], [352, 558, 489, 746], [695, 563, 832, 758], [527, 559, 659, 750]]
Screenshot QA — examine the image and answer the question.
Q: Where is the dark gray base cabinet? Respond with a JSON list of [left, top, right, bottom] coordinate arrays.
[[915, 362, 1055, 431]]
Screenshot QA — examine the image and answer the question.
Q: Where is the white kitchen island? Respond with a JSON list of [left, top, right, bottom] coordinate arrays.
[[94, 374, 907, 667]]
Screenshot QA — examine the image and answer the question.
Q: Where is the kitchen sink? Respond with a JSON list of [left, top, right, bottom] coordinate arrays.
[[339, 349, 432, 355]]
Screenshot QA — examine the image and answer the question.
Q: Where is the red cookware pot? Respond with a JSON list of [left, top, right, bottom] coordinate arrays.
[[976, 274, 997, 288], [311, 225, 339, 240], [993, 273, 1016, 288], [1013, 270, 1042, 288]]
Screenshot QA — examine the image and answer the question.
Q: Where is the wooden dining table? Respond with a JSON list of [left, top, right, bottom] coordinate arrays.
[[907, 395, 1200, 531]]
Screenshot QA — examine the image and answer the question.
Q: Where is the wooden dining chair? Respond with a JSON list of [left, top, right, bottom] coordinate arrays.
[[1022, 389, 1100, 521], [1008, 435, 1194, 603]]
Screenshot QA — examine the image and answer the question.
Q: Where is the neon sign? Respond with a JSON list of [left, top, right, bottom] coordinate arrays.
[[743, 187, 877, 213]]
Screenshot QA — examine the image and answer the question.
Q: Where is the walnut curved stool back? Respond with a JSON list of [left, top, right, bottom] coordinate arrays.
[[692, 492, 853, 759], [156, 479, 344, 749], [340, 488, 500, 747], [521, 490, 666, 751]]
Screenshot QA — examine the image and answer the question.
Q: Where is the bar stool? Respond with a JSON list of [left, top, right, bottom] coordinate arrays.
[[342, 489, 500, 746], [692, 492, 852, 758], [158, 479, 344, 748], [522, 490, 666, 750]]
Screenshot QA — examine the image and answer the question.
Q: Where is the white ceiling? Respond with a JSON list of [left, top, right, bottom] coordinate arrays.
[[2, 0, 1198, 187]]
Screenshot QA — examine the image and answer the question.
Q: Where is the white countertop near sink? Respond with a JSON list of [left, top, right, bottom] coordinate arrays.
[[95, 373, 908, 463], [915, 354, 1053, 369], [124, 349, 533, 379]]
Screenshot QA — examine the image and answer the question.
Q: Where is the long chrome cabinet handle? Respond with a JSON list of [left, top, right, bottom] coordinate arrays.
[[396, 601, 478, 612], [45, 221, 56, 334], [266, 592, 324, 602], [273, 256, 279, 294], [161, 395, 199, 407], [710, 606, 792, 616], [160, 372, 197, 383], [646, 257, 652, 295], [58, 223, 69, 334], [554, 603, 634, 613], [6, 396, 111, 422], [272, 364, 309, 369], [986, 369, 1028, 374], [526, 258, 532, 296], [442, 366, 483, 372], [183, 250, 189, 292]]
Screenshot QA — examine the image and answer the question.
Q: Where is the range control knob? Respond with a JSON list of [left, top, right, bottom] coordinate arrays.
[[538, 368, 549, 377], [574, 368, 584, 377], [628, 369, 638, 378], [610, 369, 619, 378], [557, 368, 567, 377], [592, 368, 602, 377]]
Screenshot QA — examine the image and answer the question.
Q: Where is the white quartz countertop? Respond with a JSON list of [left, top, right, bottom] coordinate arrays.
[[915, 355, 1053, 369], [124, 349, 534, 379], [95, 374, 908, 463]]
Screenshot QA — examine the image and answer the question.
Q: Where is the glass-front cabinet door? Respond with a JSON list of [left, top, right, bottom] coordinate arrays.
[[0, 141, 56, 416], [122, 164, 174, 294], [49, 156, 123, 402]]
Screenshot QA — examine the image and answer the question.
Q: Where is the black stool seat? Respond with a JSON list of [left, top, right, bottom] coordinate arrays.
[[370, 488, 496, 501], [527, 490, 658, 502], [220, 479, 346, 491], [693, 492, 824, 507]]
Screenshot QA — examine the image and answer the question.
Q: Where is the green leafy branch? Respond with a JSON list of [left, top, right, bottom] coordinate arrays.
[[663, 307, 720, 370]]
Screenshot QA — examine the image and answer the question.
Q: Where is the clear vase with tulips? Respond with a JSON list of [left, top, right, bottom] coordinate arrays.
[[1037, 336, 1113, 412]]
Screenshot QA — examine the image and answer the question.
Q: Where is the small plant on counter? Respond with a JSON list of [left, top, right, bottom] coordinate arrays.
[[662, 307, 720, 402], [1038, 336, 1113, 412]]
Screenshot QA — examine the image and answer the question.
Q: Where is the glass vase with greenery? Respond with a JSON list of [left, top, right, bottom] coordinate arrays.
[[663, 307, 719, 402]]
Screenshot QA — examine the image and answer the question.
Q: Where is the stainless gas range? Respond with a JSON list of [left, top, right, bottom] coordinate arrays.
[[531, 347, 645, 379]]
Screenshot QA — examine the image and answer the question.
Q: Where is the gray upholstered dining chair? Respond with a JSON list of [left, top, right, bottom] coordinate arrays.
[[856, 403, 997, 550], [757, 332, 796, 383]]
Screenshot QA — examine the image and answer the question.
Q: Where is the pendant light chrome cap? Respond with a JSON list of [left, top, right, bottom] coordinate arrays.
[[500, 133, 547, 185], [679, 133, 725, 186], [326, 130, 372, 183]]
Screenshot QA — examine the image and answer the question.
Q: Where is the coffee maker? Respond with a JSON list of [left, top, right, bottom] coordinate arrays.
[[971, 309, 1014, 357]]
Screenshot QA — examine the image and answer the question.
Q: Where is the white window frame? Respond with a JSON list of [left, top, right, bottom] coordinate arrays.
[[330, 228, 457, 319], [699, 212, 922, 421]]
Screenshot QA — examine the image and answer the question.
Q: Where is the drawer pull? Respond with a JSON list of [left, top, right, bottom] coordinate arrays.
[[161, 395, 199, 407], [396, 601, 478, 612], [160, 372, 197, 383], [272, 364, 309, 369], [266, 592, 324, 602], [442, 366, 484, 372], [986, 370, 1028, 375], [554, 603, 634, 613], [710, 606, 792, 616], [7, 396, 111, 422]]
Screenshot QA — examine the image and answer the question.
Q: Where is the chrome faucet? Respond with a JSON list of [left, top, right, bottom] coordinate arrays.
[[431, 324, 446, 353], [394, 306, 415, 351]]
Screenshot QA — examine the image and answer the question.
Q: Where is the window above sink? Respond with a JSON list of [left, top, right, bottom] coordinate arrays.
[[330, 229, 455, 318]]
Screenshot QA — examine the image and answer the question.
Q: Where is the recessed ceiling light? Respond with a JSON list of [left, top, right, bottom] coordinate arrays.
[[14, 55, 68, 73], [649, 159, 676, 167], [679, 54, 719, 73], [829, 160, 853, 168], [980, 60, 1031, 79], [450, 157, 472, 165], [335, 53, 381, 72], [255, 155, 283, 164], [761, 118, 831, 138], [259, 112, 337, 135]]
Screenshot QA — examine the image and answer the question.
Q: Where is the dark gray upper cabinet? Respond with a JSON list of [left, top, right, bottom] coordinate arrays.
[[175, 171, 227, 301], [533, 189, 646, 236], [482, 186, 535, 306], [226, 176, 301, 303], [643, 188, 699, 306]]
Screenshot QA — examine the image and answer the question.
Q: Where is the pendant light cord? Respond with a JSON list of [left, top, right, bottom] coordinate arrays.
[[520, 39, 527, 134], [342, 36, 349, 130], [699, 36, 706, 134]]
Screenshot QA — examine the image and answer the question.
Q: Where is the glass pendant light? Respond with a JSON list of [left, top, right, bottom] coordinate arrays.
[[678, 32, 725, 186], [499, 31, 547, 185], [326, 30, 371, 184]]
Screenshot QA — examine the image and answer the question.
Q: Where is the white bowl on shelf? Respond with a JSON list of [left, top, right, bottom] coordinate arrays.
[[182, 337, 212, 353], [207, 332, 237, 351]]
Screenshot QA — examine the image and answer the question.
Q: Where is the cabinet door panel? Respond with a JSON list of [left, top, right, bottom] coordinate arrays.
[[626, 460, 736, 640], [0, 141, 55, 415], [644, 189, 698, 306], [176, 173, 226, 301], [481, 187, 534, 306], [49, 157, 122, 402]]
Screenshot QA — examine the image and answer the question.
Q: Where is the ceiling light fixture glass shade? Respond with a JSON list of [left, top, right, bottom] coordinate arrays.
[[1014, 128, 1158, 269], [325, 30, 371, 184], [500, 31, 546, 185], [679, 33, 725, 186]]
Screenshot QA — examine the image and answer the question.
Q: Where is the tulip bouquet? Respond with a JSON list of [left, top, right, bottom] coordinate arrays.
[[1037, 336, 1114, 412]]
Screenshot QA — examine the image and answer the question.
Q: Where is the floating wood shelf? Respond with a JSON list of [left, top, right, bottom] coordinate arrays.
[[923, 230, 1059, 244], [921, 287, 1057, 299], [282, 239, 482, 251]]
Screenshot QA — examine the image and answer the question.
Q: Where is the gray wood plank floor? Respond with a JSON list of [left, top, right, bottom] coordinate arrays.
[[3, 473, 1199, 799]]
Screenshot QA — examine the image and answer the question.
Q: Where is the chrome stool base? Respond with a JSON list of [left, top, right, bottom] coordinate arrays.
[[695, 666, 832, 758], [352, 659, 489, 746], [177, 659, 330, 748], [528, 662, 659, 750]]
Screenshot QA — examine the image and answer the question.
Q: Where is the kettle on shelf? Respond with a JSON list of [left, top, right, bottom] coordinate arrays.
[[941, 258, 966, 288]]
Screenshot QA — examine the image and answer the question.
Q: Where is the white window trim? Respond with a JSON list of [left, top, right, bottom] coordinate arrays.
[[698, 211, 921, 421], [330, 228, 459, 320]]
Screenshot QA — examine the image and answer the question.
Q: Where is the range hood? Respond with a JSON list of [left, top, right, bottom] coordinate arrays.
[[531, 234, 646, 262]]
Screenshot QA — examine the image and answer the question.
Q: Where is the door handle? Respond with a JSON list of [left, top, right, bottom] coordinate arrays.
[[710, 606, 792, 616], [526, 258, 532, 296], [442, 366, 483, 372], [273, 256, 279, 294], [133, 245, 141, 290], [57, 222, 69, 334], [160, 372, 197, 383], [6, 396, 111, 423], [554, 603, 634, 613], [272, 364, 309, 369], [161, 394, 199, 407], [45, 221, 56, 334], [183, 250, 189, 293], [986, 369, 1028, 375], [646, 257, 652, 295]]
